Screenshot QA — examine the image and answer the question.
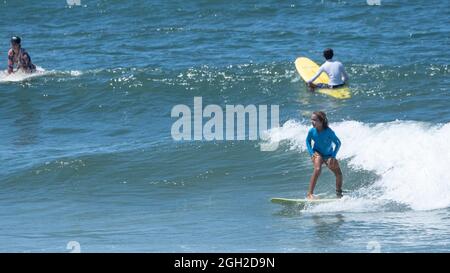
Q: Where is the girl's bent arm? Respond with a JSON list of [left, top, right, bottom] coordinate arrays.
[[332, 133, 341, 158]]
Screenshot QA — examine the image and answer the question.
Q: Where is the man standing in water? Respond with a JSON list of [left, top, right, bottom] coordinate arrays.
[[7, 36, 36, 74], [306, 111, 343, 199], [306, 48, 348, 91]]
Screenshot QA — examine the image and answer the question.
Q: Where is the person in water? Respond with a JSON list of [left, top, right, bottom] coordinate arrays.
[[7, 36, 36, 74], [306, 111, 343, 199], [306, 48, 348, 91]]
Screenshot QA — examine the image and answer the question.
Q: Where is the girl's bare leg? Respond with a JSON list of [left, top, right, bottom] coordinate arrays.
[[326, 158, 343, 198], [307, 154, 324, 199]]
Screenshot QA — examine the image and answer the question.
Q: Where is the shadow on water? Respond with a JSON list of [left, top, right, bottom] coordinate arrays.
[[273, 206, 346, 244], [13, 89, 40, 146], [310, 214, 346, 242]]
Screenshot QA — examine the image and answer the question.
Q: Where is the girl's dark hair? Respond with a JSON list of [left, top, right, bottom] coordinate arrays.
[[313, 111, 329, 128], [323, 48, 334, 60]]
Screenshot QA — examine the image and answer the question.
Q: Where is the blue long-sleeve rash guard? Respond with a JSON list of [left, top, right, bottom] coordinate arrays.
[[306, 127, 341, 158]]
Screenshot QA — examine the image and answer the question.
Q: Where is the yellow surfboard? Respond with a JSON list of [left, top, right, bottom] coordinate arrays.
[[295, 57, 351, 99]]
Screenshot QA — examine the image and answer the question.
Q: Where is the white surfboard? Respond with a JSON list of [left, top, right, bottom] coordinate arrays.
[[271, 197, 340, 206]]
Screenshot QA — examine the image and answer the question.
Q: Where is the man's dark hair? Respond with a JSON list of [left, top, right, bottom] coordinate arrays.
[[323, 48, 334, 60]]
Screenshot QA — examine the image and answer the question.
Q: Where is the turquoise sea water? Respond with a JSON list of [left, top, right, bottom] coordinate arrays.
[[0, 0, 449, 252]]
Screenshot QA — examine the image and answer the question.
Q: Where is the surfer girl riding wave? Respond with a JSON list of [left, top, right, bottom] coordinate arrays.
[[306, 111, 343, 199]]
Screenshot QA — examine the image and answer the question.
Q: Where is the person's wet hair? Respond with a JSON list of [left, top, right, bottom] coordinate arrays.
[[11, 36, 21, 45], [323, 48, 333, 60], [313, 111, 329, 128]]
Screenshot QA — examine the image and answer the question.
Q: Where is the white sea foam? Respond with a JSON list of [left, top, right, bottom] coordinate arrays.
[[0, 66, 46, 82], [0, 67, 84, 83]]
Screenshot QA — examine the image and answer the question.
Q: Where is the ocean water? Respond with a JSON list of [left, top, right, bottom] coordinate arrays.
[[0, 0, 449, 252]]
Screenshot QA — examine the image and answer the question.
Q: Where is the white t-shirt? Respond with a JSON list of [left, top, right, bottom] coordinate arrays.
[[307, 60, 348, 86]]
